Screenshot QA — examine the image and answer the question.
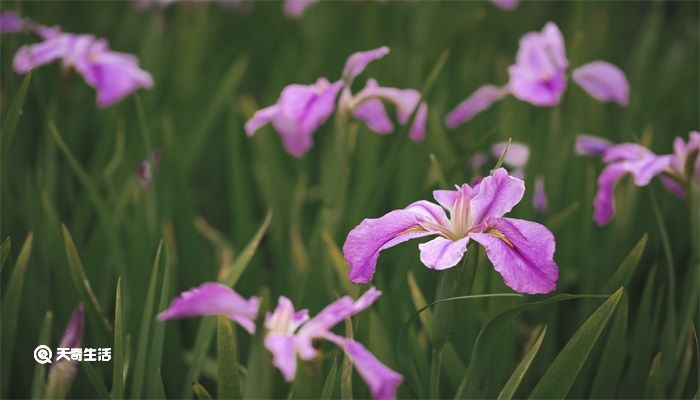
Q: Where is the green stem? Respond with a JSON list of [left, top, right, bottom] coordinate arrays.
[[430, 347, 444, 399]]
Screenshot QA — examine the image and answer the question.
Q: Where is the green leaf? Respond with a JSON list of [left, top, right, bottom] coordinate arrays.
[[0, 236, 10, 274], [340, 319, 354, 400], [643, 352, 664, 398], [153, 369, 167, 399], [61, 225, 112, 335], [528, 288, 624, 399], [1, 71, 31, 165], [589, 294, 629, 398], [147, 246, 171, 398], [498, 326, 547, 400], [81, 362, 111, 399], [193, 382, 213, 400], [602, 234, 647, 293], [217, 316, 242, 399], [182, 211, 271, 398], [321, 355, 338, 400], [131, 241, 164, 398], [320, 229, 358, 297], [111, 278, 125, 399], [492, 138, 512, 171], [455, 293, 607, 399], [30, 311, 53, 399], [0, 232, 33, 397]]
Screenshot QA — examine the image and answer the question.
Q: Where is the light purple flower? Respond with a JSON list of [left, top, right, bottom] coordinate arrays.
[[246, 46, 428, 156], [245, 78, 344, 157], [533, 175, 548, 214], [0, 11, 23, 33], [446, 22, 629, 128], [10, 20, 153, 108], [283, 0, 319, 18], [575, 134, 614, 156], [469, 152, 489, 172], [593, 144, 672, 226], [343, 168, 559, 294], [662, 131, 700, 198], [490, 0, 519, 10], [46, 304, 84, 399], [573, 61, 629, 106], [264, 288, 402, 400], [157, 282, 260, 334]]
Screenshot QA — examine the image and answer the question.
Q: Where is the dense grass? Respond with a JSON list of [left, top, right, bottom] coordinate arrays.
[[1, 1, 699, 399]]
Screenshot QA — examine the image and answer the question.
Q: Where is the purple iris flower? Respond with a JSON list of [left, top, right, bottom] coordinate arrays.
[[157, 282, 260, 334], [5, 14, 153, 108], [0, 11, 23, 33], [490, 0, 519, 10], [246, 46, 428, 157], [264, 288, 402, 400], [446, 22, 629, 128], [576, 133, 700, 225], [46, 304, 84, 399], [343, 168, 559, 294]]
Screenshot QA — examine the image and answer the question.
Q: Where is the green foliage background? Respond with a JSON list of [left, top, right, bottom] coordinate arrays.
[[1, 1, 698, 398]]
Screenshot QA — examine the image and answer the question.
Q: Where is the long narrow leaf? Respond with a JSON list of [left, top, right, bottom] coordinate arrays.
[[589, 294, 629, 398], [1, 71, 31, 164], [0, 237, 10, 274], [498, 326, 548, 400], [30, 311, 53, 399], [217, 316, 242, 399], [602, 234, 647, 293], [528, 288, 624, 399], [81, 362, 111, 399], [111, 278, 125, 399]]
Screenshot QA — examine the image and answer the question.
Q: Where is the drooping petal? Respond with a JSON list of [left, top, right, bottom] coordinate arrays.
[[469, 217, 558, 294], [245, 105, 280, 136], [490, 0, 519, 10], [469, 168, 525, 225], [593, 163, 628, 226], [343, 46, 390, 84], [573, 61, 629, 106], [626, 155, 673, 186], [408, 102, 428, 143], [13, 36, 68, 73], [157, 282, 260, 334], [283, 0, 319, 18], [326, 334, 403, 400], [575, 134, 614, 156], [301, 287, 382, 335], [264, 333, 299, 381], [490, 141, 530, 168], [78, 49, 154, 108], [660, 175, 686, 199], [444, 85, 508, 128], [0, 11, 23, 33], [353, 98, 394, 134], [343, 207, 439, 283], [533, 175, 548, 214], [418, 236, 470, 270]]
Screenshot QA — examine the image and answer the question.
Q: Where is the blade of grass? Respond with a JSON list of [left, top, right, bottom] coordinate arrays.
[[153, 369, 166, 399], [182, 211, 271, 398], [0, 236, 10, 273], [321, 355, 338, 400], [30, 311, 53, 399], [602, 234, 647, 293], [147, 246, 171, 398], [528, 288, 624, 399], [193, 382, 213, 400], [1, 71, 31, 165], [111, 278, 124, 399], [131, 240, 164, 398], [491, 138, 512, 171], [81, 362, 111, 399], [589, 294, 629, 398], [643, 352, 664, 398], [217, 316, 242, 399], [340, 319, 354, 400], [455, 293, 608, 399], [61, 225, 112, 334], [498, 325, 548, 400], [0, 232, 33, 398]]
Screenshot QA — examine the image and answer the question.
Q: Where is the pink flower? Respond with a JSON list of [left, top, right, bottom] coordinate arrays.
[[343, 168, 559, 294], [446, 22, 629, 127], [46, 304, 84, 398], [264, 289, 402, 400]]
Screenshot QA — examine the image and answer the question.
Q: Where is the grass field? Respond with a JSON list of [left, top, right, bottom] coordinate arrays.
[[1, 1, 699, 399]]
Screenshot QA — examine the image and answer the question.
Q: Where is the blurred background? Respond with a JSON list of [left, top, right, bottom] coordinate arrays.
[[1, 1, 698, 398]]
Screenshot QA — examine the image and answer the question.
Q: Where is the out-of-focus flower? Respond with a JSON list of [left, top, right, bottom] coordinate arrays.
[[246, 46, 428, 157], [533, 175, 548, 214], [46, 304, 84, 399], [491, 141, 529, 171], [575, 134, 614, 156], [572, 61, 629, 106], [137, 148, 161, 188], [245, 78, 344, 157], [264, 288, 402, 400], [157, 282, 260, 334], [284, 0, 320, 18], [576, 133, 700, 225], [343, 168, 559, 294], [446, 22, 629, 127], [4, 14, 153, 107], [0, 11, 23, 33], [490, 0, 519, 10]]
